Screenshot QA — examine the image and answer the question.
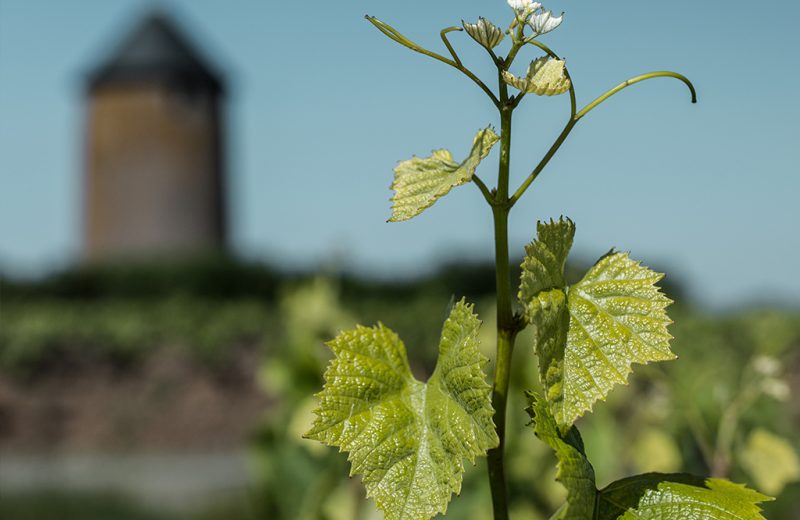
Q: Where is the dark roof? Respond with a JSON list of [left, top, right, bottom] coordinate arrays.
[[89, 12, 224, 94]]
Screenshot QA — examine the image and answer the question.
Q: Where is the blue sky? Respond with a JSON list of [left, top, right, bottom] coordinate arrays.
[[0, 0, 798, 308]]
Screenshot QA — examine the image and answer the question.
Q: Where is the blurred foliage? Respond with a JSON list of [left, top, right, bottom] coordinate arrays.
[[740, 428, 800, 496], [0, 490, 258, 520], [0, 259, 798, 518], [0, 255, 281, 302], [250, 277, 800, 519], [0, 297, 278, 374], [0, 490, 174, 520], [249, 277, 360, 519]]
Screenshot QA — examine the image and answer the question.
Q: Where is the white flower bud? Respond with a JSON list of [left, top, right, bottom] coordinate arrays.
[[463, 18, 505, 50], [752, 355, 781, 377], [761, 378, 790, 401], [507, 0, 542, 20], [529, 9, 564, 36]]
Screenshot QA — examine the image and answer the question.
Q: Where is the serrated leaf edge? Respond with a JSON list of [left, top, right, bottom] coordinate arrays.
[[389, 127, 499, 222], [305, 299, 498, 520]]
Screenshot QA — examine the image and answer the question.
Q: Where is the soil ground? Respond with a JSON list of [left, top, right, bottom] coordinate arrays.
[[0, 344, 269, 509]]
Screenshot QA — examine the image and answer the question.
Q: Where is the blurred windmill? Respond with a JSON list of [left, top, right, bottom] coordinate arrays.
[[83, 11, 227, 261]]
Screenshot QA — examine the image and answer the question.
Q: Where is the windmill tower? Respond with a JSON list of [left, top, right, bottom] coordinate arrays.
[[84, 12, 226, 260]]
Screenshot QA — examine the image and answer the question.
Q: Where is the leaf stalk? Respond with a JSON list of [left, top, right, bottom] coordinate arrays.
[[576, 71, 697, 120], [366, 16, 501, 107]]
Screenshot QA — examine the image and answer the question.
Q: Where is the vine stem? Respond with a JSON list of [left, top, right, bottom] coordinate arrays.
[[365, 14, 697, 518], [365, 16, 501, 107], [486, 103, 518, 520], [510, 69, 696, 206], [576, 71, 697, 119]]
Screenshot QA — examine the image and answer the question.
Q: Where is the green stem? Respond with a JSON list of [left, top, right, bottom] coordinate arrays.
[[712, 379, 759, 477], [488, 327, 515, 520], [510, 70, 696, 205], [576, 71, 697, 120], [497, 109, 513, 210], [365, 16, 500, 107], [510, 117, 577, 207], [472, 173, 495, 205], [440, 27, 463, 66], [519, 39, 577, 116], [504, 22, 527, 70], [487, 104, 517, 520]]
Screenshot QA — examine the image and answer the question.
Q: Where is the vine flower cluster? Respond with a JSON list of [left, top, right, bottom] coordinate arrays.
[[507, 0, 564, 36]]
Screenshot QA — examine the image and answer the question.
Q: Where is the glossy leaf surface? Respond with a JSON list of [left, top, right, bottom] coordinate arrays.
[[615, 478, 771, 520], [502, 56, 571, 96], [520, 218, 675, 431], [389, 127, 499, 222], [306, 300, 498, 520], [527, 392, 771, 520], [526, 392, 596, 520]]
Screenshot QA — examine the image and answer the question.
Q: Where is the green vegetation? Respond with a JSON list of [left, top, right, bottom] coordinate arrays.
[[0, 270, 797, 518], [2, 2, 798, 518], [0, 491, 174, 520], [299, 2, 797, 519], [306, 300, 498, 520], [0, 490, 256, 520], [261, 277, 799, 520], [0, 297, 277, 373]]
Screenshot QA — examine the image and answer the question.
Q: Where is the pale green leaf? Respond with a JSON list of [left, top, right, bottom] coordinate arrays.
[[306, 299, 498, 520], [519, 217, 575, 299], [615, 478, 772, 520], [519, 219, 675, 431], [527, 392, 771, 520], [525, 392, 597, 520], [563, 252, 675, 427], [462, 18, 504, 50], [740, 428, 800, 496], [502, 57, 571, 96], [596, 473, 704, 519], [389, 127, 499, 222]]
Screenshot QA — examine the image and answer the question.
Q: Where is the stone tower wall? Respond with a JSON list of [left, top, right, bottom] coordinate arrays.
[[84, 84, 225, 260]]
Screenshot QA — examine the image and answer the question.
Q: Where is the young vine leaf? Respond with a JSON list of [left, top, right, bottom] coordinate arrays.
[[613, 478, 772, 520], [501, 57, 572, 96], [525, 391, 596, 520], [526, 392, 772, 520], [462, 18, 505, 50], [389, 127, 499, 222], [519, 218, 675, 431], [305, 299, 498, 520]]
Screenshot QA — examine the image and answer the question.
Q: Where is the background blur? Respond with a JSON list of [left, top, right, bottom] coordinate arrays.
[[1, 1, 798, 519]]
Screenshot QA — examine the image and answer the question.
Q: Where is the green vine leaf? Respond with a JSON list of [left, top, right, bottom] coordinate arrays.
[[305, 299, 498, 520], [526, 392, 772, 520], [501, 56, 571, 96], [389, 127, 499, 222], [519, 217, 575, 298], [519, 218, 675, 431], [525, 391, 596, 520], [596, 473, 704, 518], [613, 478, 772, 520]]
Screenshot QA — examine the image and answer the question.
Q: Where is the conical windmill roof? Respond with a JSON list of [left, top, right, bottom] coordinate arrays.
[[89, 12, 223, 94]]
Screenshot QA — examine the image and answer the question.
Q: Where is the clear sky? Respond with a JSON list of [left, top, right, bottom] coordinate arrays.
[[0, 0, 798, 308]]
